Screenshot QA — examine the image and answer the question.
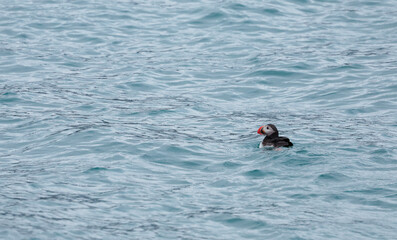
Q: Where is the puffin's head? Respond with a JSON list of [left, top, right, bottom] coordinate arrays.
[[257, 124, 278, 136]]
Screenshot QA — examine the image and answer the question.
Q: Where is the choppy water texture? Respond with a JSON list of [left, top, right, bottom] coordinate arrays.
[[1, 0, 397, 239]]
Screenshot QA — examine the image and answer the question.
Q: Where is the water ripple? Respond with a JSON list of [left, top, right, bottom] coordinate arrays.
[[1, 0, 397, 239]]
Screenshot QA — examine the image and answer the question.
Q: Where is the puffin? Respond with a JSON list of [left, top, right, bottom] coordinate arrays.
[[257, 124, 293, 148]]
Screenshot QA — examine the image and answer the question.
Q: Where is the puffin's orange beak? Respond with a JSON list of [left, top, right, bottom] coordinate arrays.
[[257, 126, 264, 135]]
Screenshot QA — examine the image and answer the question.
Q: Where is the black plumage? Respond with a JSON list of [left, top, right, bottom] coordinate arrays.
[[257, 124, 293, 148]]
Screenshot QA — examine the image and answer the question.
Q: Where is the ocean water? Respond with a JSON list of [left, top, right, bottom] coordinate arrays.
[[1, 0, 397, 239]]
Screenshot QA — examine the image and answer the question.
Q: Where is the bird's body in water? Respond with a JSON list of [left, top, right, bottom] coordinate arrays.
[[257, 124, 293, 148]]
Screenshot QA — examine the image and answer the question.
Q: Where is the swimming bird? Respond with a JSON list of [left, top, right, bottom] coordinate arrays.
[[257, 124, 293, 148]]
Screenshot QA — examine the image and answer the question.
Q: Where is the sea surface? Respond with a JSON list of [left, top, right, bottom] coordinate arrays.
[[1, 0, 397, 239]]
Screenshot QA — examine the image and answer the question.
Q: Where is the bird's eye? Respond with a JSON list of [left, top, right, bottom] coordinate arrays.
[[266, 127, 269, 130]]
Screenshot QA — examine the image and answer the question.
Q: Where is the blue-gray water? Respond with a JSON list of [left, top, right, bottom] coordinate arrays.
[[1, 0, 397, 239]]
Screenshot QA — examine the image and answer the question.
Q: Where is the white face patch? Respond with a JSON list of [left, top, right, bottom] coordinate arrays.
[[263, 125, 275, 136]]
